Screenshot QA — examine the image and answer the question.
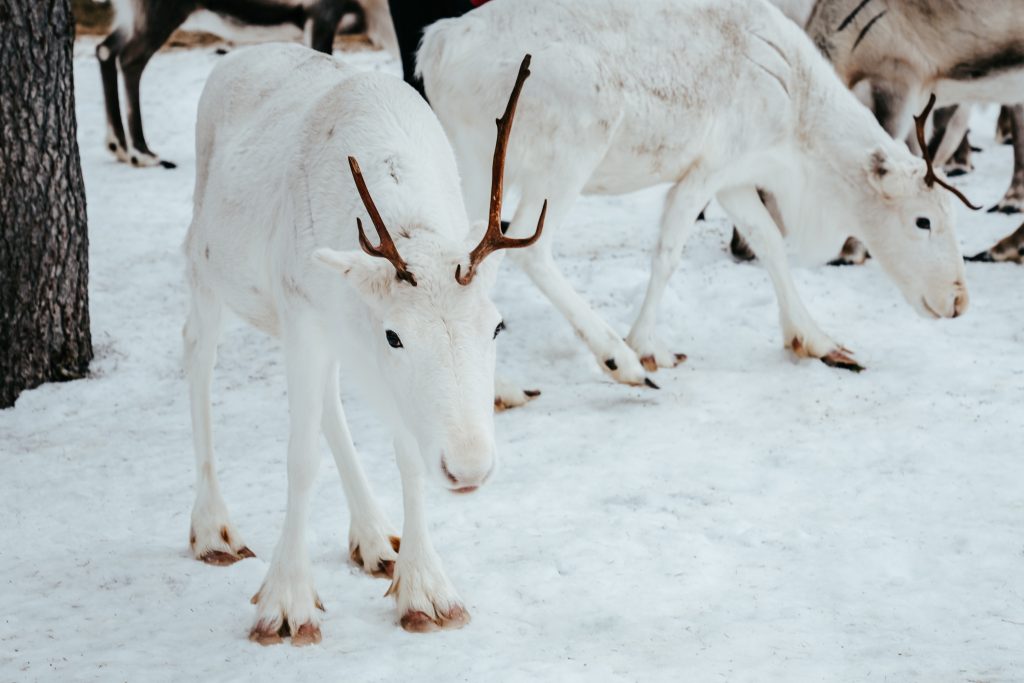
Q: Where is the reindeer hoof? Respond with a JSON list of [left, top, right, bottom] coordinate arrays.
[[494, 389, 540, 412], [249, 620, 288, 646], [351, 535, 400, 578], [159, 159, 177, 169], [198, 546, 255, 566], [400, 604, 471, 633], [290, 622, 322, 647], [821, 349, 864, 373], [987, 204, 1022, 215], [639, 352, 687, 372]]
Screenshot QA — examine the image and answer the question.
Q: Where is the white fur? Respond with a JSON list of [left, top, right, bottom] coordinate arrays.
[[419, 0, 968, 381], [184, 43, 503, 640]]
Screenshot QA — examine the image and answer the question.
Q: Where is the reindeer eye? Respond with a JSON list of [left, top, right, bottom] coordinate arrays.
[[916, 217, 931, 231], [385, 330, 403, 348], [493, 321, 505, 339]]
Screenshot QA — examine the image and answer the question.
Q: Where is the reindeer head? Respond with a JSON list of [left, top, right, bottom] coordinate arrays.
[[855, 95, 971, 319], [314, 56, 544, 493]]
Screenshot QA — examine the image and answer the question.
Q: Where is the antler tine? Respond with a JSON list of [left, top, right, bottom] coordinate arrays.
[[913, 94, 982, 211], [456, 54, 548, 286], [347, 156, 417, 286]]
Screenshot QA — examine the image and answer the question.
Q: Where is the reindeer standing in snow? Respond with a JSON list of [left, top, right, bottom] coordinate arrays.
[[184, 43, 543, 644], [97, 0, 394, 168], [419, 0, 969, 385]]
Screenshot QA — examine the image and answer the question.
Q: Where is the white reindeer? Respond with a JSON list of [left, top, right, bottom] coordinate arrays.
[[419, 0, 970, 382], [184, 43, 543, 644]]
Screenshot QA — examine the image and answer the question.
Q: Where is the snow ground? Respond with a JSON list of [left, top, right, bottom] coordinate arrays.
[[2, 39, 1023, 682]]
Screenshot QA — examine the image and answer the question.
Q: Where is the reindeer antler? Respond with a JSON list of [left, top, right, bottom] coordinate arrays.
[[455, 54, 547, 286], [913, 94, 981, 211], [348, 156, 417, 286]]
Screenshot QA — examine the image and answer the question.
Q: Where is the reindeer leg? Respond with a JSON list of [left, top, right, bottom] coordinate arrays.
[[507, 191, 654, 387], [946, 133, 974, 177], [117, 2, 192, 169], [997, 105, 1014, 145], [96, 29, 129, 162], [989, 104, 1024, 215], [388, 432, 469, 633], [718, 185, 862, 371], [931, 104, 972, 175], [626, 172, 712, 372], [184, 284, 254, 565], [322, 364, 399, 578], [250, 318, 328, 646], [306, 0, 349, 54]]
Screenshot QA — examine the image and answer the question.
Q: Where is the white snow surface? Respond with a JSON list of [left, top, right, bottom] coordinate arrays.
[[2, 39, 1023, 682]]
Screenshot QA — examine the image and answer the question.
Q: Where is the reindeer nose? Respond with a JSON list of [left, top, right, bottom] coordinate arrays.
[[440, 455, 492, 494]]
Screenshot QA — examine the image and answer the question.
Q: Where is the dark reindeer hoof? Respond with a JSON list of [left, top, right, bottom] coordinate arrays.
[[604, 358, 618, 371], [643, 377, 660, 389], [160, 159, 177, 169], [198, 546, 255, 566], [821, 349, 864, 373]]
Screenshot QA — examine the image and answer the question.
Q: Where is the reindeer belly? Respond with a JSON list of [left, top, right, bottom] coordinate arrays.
[[584, 111, 715, 195], [936, 68, 1024, 106]]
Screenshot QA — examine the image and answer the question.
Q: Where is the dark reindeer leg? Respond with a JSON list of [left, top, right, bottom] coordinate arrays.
[[997, 105, 1014, 145], [989, 105, 1024, 215], [97, 28, 129, 162], [947, 132, 973, 177], [729, 228, 757, 262], [118, 1, 194, 169], [307, 0, 356, 54]]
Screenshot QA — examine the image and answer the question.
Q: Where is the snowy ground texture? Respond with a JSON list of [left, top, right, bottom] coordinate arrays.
[[2, 39, 1023, 682]]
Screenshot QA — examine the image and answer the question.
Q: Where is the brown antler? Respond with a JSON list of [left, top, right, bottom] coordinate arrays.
[[455, 54, 547, 286], [913, 94, 981, 210], [348, 156, 417, 286]]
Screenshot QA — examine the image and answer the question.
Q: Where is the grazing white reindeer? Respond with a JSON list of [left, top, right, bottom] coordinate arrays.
[[184, 44, 543, 644], [419, 0, 969, 380]]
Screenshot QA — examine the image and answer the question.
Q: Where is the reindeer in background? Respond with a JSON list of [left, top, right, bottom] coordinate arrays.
[[96, 0, 394, 169]]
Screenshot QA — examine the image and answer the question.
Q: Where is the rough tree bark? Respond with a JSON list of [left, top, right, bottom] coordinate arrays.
[[0, 0, 92, 408]]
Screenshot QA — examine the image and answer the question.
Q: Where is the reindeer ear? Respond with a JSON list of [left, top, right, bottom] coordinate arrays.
[[312, 248, 393, 299], [864, 147, 923, 199]]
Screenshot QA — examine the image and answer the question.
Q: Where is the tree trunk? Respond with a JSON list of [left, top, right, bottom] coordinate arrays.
[[0, 0, 92, 408]]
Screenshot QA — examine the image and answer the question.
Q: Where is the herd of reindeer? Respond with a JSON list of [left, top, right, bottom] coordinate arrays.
[[90, 0, 1023, 645]]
